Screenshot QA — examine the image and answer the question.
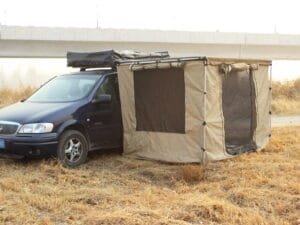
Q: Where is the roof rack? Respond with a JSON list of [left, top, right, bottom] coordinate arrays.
[[120, 56, 207, 65], [67, 50, 170, 69]]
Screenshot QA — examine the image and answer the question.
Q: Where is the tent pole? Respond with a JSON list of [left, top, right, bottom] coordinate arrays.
[[269, 64, 273, 135], [202, 62, 207, 164]]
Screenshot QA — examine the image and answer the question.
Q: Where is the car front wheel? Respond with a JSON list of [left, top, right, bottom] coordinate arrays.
[[57, 130, 88, 167]]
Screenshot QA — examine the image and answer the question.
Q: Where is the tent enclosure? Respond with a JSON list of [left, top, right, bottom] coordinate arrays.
[[67, 50, 272, 163], [117, 57, 272, 163]]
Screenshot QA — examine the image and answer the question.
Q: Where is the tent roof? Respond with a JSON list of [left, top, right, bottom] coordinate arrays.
[[207, 57, 272, 66], [67, 50, 272, 69]]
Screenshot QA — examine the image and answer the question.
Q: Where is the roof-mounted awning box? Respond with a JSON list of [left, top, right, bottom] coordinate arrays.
[[67, 50, 170, 69]]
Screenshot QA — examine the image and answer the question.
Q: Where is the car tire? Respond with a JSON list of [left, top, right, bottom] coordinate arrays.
[[57, 130, 89, 168]]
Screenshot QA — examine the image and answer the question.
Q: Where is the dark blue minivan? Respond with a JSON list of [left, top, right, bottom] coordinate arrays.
[[0, 69, 123, 167]]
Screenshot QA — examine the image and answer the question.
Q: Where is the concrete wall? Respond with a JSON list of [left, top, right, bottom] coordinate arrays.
[[1, 25, 300, 59]]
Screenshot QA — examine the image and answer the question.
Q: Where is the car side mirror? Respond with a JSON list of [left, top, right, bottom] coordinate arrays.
[[92, 94, 112, 104]]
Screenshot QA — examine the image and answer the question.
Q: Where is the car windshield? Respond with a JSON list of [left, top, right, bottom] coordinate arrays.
[[27, 74, 101, 102]]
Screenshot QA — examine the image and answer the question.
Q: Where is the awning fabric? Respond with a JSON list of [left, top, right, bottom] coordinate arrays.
[[117, 57, 272, 163]]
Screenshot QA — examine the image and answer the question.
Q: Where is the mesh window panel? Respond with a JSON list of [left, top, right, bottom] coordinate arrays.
[[133, 68, 185, 133], [222, 70, 257, 155]]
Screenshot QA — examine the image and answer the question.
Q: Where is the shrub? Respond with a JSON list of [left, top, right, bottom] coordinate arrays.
[[0, 86, 36, 107], [180, 165, 205, 182], [294, 78, 300, 93], [272, 81, 297, 99]]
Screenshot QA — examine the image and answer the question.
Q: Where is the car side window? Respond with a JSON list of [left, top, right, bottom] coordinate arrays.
[[95, 75, 118, 101]]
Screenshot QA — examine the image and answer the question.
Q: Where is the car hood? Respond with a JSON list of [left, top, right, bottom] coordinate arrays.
[[0, 102, 81, 124]]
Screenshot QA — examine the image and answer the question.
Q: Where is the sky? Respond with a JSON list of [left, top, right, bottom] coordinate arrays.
[[1, 0, 300, 33], [0, 0, 300, 85]]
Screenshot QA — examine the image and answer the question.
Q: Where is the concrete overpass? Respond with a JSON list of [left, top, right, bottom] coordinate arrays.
[[1, 25, 300, 59]]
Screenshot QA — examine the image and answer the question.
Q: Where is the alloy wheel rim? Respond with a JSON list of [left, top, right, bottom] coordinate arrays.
[[64, 137, 83, 163]]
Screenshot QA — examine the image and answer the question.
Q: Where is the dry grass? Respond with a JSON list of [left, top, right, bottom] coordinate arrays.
[[0, 126, 298, 225], [0, 87, 36, 108], [272, 79, 300, 115], [0, 80, 299, 224]]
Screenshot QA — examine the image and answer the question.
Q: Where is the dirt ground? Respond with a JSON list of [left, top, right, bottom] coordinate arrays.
[[0, 126, 298, 225]]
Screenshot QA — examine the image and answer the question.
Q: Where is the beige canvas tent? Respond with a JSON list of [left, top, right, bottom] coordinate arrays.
[[117, 57, 272, 163]]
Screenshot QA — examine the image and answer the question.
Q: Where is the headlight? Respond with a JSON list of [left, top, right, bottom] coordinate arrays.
[[18, 123, 54, 134]]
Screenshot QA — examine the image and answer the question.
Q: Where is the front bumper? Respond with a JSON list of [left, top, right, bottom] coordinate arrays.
[[0, 133, 58, 158]]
